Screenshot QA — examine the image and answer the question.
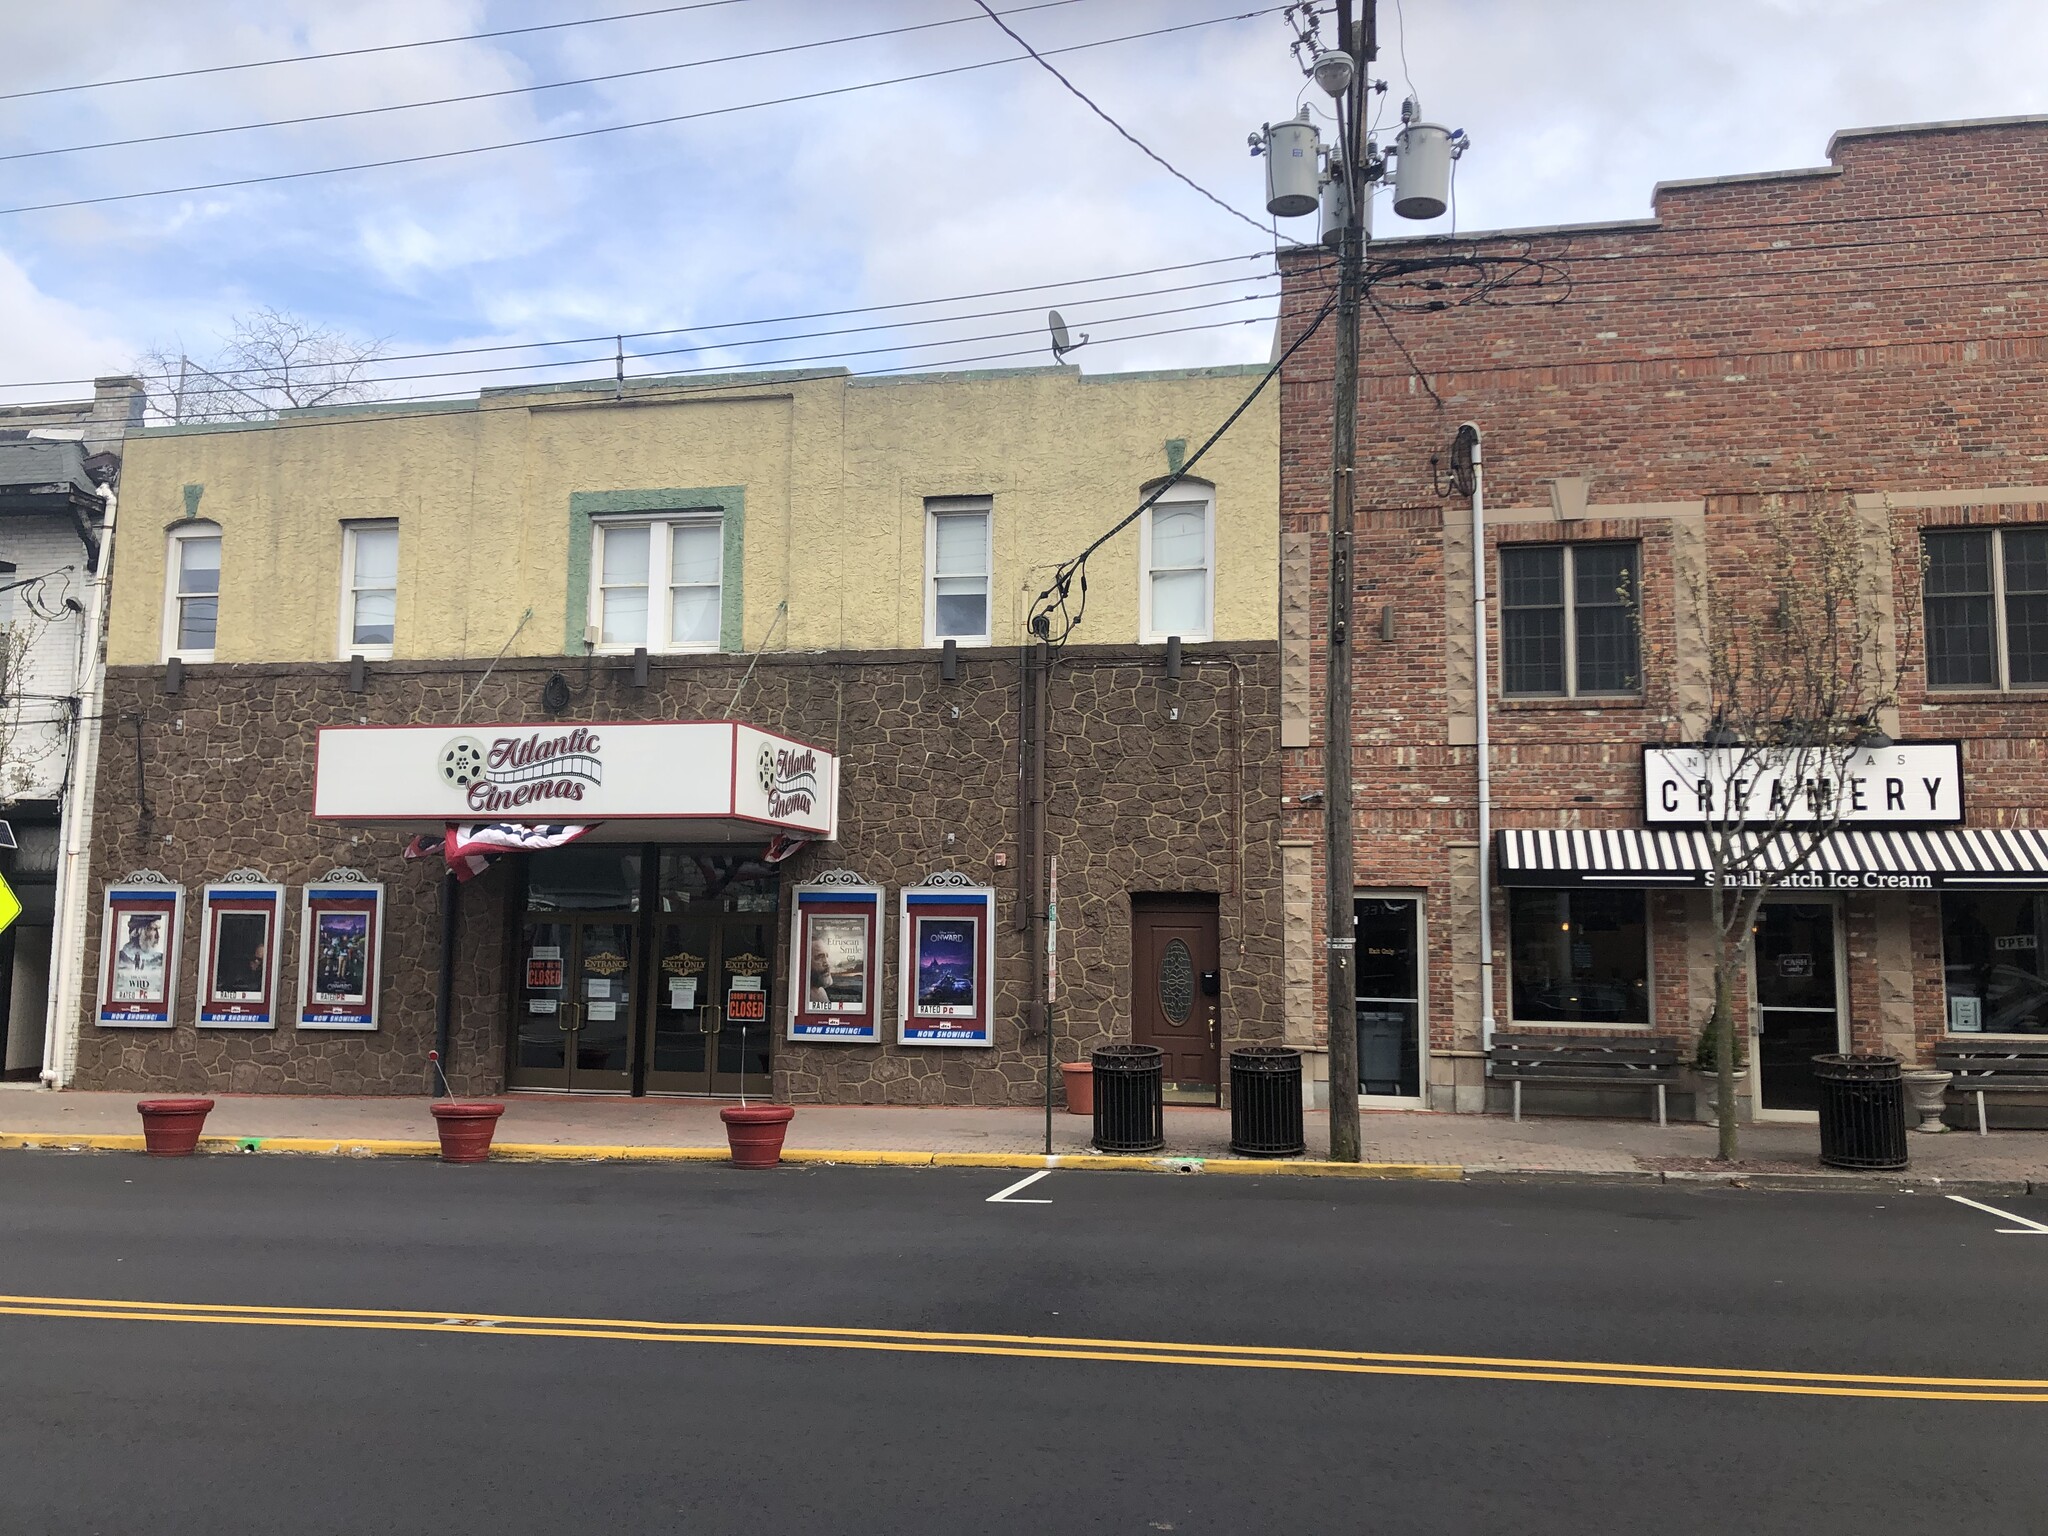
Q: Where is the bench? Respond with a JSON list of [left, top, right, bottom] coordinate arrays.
[[1489, 1033, 1682, 1126], [1933, 1039, 2048, 1135]]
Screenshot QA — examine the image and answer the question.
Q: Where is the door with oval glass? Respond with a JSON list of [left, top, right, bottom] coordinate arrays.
[[1130, 894, 1220, 1104], [511, 915, 636, 1092], [643, 850, 778, 1096]]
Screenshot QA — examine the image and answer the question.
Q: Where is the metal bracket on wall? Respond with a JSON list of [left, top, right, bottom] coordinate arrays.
[[347, 655, 367, 693], [161, 657, 182, 695]]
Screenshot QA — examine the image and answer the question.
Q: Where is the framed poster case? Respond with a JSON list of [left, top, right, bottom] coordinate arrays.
[[897, 878, 995, 1048], [197, 874, 286, 1029], [97, 873, 184, 1028], [788, 875, 882, 1043], [297, 871, 386, 1030]]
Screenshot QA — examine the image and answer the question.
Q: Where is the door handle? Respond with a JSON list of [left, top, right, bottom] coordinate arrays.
[[558, 1001, 581, 1033], [699, 1007, 721, 1036]]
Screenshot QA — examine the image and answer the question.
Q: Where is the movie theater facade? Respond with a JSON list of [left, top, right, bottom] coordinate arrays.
[[54, 363, 1287, 1103]]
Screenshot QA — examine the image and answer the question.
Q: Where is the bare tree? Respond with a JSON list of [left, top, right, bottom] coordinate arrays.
[[1648, 494, 1910, 1161], [136, 306, 387, 424]]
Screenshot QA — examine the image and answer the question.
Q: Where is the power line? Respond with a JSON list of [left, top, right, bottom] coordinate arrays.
[[0, 252, 1279, 395], [0, 0, 1091, 165], [1, 0, 756, 103], [969, 0, 1271, 236], [98, 312, 1281, 442], [0, 9, 1282, 218]]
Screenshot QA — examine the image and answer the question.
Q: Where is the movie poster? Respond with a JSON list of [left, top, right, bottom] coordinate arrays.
[[199, 881, 285, 1028], [98, 881, 184, 1028], [897, 884, 994, 1047], [298, 880, 385, 1030], [788, 883, 882, 1042]]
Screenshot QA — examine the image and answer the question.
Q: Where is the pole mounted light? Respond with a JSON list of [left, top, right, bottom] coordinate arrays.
[[1309, 48, 1355, 98]]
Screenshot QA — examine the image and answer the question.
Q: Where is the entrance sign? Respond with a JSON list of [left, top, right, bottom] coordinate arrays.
[[312, 719, 837, 837], [198, 874, 285, 1028], [789, 873, 882, 1043], [98, 873, 184, 1028], [898, 877, 995, 1048], [297, 871, 385, 1030], [1644, 742, 1963, 826]]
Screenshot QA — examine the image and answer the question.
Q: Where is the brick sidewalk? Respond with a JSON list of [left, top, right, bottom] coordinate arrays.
[[4, 1087, 2043, 1182]]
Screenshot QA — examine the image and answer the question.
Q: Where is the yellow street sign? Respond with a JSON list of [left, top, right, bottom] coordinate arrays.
[[0, 871, 21, 936]]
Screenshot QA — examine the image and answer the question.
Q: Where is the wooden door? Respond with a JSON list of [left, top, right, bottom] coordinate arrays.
[[1131, 896, 1220, 1100]]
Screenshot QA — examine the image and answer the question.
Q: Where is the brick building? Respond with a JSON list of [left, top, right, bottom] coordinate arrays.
[[1279, 115, 2048, 1125], [56, 364, 1286, 1104]]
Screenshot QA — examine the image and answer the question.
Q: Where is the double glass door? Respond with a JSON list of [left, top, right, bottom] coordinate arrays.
[[645, 909, 775, 1096], [513, 915, 636, 1092]]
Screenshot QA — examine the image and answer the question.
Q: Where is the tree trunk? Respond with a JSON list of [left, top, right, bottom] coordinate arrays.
[[1714, 960, 1739, 1162]]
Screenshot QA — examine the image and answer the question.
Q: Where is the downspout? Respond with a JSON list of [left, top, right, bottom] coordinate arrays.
[[1464, 425, 1496, 1057], [43, 479, 117, 1087]]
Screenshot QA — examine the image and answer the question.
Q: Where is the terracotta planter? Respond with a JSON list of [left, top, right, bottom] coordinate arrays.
[[137, 1098, 215, 1157], [720, 1104, 795, 1168], [1059, 1061, 1094, 1116], [429, 1102, 505, 1163]]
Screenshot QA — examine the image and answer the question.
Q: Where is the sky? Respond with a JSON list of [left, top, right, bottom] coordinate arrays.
[[1, 0, 2043, 413]]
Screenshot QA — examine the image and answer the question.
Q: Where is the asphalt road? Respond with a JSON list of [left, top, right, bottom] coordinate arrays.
[[3, 1156, 2046, 1535]]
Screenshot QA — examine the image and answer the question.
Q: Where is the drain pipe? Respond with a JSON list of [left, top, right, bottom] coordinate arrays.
[[1461, 424, 1497, 1057]]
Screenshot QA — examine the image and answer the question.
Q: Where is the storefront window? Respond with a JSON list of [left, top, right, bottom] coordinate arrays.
[[658, 850, 780, 913], [1942, 892, 2048, 1034], [1508, 888, 1650, 1024], [524, 847, 641, 912]]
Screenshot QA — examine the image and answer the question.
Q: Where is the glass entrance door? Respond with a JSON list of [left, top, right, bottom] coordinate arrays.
[[510, 915, 636, 1092], [1354, 896, 1424, 1100], [1754, 902, 1843, 1114], [643, 851, 778, 1096]]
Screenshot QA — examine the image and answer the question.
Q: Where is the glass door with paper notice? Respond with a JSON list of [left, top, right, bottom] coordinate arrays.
[[509, 916, 635, 1092]]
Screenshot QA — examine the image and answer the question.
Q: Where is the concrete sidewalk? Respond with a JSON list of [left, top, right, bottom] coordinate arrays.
[[3, 1087, 2044, 1187]]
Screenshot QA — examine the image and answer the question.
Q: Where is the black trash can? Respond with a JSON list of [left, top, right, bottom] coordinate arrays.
[[1229, 1046, 1305, 1157], [1092, 1044, 1165, 1153], [1812, 1053, 1908, 1170]]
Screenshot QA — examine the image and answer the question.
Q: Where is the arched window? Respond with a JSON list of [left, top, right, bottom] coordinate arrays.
[[163, 522, 221, 662], [1139, 481, 1214, 643]]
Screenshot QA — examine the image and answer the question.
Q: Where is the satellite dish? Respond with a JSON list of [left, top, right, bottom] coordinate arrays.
[[1048, 309, 1088, 361]]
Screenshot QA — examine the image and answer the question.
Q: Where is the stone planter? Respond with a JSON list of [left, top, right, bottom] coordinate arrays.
[[1902, 1068, 1954, 1133], [1692, 1067, 1749, 1125]]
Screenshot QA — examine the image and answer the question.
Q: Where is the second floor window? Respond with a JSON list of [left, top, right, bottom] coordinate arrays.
[[1500, 541, 1640, 698], [927, 498, 991, 645], [1924, 526, 2048, 690], [166, 527, 221, 661], [342, 522, 398, 656], [592, 515, 723, 652], [1143, 494, 1213, 642]]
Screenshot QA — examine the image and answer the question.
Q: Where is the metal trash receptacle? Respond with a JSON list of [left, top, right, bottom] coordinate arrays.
[[1091, 1044, 1165, 1153], [1813, 1053, 1908, 1170], [1229, 1046, 1305, 1156]]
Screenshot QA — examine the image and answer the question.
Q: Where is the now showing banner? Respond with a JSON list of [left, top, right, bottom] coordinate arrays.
[[1643, 742, 1963, 826]]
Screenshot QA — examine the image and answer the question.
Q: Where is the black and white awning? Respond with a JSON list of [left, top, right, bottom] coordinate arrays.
[[1496, 827, 2048, 890]]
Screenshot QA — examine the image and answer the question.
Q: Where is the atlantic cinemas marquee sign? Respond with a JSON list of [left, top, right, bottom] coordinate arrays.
[[1643, 742, 1963, 826]]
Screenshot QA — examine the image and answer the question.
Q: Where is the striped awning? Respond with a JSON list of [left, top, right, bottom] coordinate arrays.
[[1496, 827, 2048, 890]]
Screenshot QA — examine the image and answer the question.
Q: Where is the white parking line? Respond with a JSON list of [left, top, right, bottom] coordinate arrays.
[[986, 1169, 1054, 1204], [1946, 1194, 2048, 1235]]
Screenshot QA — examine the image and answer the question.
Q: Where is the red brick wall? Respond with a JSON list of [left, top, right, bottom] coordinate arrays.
[[1280, 119, 2048, 1078]]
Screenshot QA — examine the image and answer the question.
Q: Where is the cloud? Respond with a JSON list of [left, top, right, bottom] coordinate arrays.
[[0, 251, 135, 404]]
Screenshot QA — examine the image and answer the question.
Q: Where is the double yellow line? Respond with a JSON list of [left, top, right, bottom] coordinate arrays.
[[2, 1293, 2042, 1402]]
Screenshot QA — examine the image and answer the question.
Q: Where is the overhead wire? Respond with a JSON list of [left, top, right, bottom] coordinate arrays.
[[0, 0, 1094, 165], [968, 0, 1270, 236], [0, 8, 1286, 218]]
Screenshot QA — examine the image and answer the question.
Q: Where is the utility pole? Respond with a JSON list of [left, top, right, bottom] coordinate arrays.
[[1323, 0, 1372, 1163]]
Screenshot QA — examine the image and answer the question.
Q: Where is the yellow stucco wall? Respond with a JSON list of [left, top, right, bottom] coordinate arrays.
[[107, 364, 1278, 666]]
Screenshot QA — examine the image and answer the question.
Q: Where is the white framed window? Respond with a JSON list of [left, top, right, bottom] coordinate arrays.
[[339, 521, 398, 658], [590, 514, 723, 653], [1141, 491, 1214, 642], [926, 497, 991, 646], [163, 524, 222, 662]]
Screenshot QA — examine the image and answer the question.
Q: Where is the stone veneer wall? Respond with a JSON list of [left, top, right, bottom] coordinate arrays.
[[69, 644, 1282, 1103]]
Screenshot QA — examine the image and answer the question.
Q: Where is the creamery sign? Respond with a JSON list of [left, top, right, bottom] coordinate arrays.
[[1643, 743, 1963, 826], [313, 720, 838, 838]]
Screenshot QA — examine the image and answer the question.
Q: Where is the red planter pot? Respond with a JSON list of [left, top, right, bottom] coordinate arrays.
[[720, 1104, 795, 1169], [429, 1102, 505, 1164], [136, 1098, 215, 1157], [1059, 1062, 1094, 1117]]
